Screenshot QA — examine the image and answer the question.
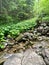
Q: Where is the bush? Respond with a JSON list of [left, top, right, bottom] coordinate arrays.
[[0, 14, 14, 24], [0, 18, 37, 39], [0, 18, 37, 48]]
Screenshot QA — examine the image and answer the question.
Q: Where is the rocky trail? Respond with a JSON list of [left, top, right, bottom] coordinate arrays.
[[0, 22, 49, 65]]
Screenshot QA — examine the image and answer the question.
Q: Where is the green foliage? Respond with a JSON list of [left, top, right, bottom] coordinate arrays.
[[39, 0, 49, 15], [0, 18, 37, 42], [0, 0, 34, 24], [33, 0, 49, 17], [0, 18, 37, 48], [42, 16, 49, 22], [0, 14, 14, 24], [0, 43, 5, 49]]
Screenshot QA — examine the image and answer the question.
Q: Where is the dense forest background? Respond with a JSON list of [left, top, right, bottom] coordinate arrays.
[[0, 0, 34, 24], [0, 0, 49, 24]]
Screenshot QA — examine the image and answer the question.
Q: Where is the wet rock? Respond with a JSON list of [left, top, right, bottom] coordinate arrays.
[[33, 42, 43, 54], [33, 43, 49, 65], [41, 23, 46, 27], [4, 55, 21, 65], [44, 48, 49, 59], [0, 53, 12, 64], [37, 36, 43, 41], [22, 49, 46, 65], [47, 32, 49, 36], [4, 54, 13, 59], [37, 26, 43, 32], [44, 26, 49, 30], [45, 22, 49, 26], [33, 41, 49, 55], [37, 33, 41, 36], [6, 39, 15, 45], [33, 30, 37, 34], [42, 29, 47, 35], [41, 48, 49, 65], [41, 41, 49, 48], [32, 34, 37, 40], [36, 22, 49, 36], [44, 57, 49, 65], [3, 49, 46, 65], [23, 32, 33, 40], [3, 53, 23, 65], [15, 34, 24, 42], [41, 36, 47, 40], [15, 32, 33, 42], [46, 37, 49, 40], [41, 26, 49, 35], [0, 58, 6, 64], [22, 38, 27, 41]]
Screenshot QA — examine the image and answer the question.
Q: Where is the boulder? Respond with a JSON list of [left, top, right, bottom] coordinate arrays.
[[22, 49, 46, 65], [4, 49, 46, 65]]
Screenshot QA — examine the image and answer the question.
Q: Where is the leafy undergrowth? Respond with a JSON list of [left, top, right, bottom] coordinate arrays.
[[42, 16, 49, 22], [0, 18, 37, 48]]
